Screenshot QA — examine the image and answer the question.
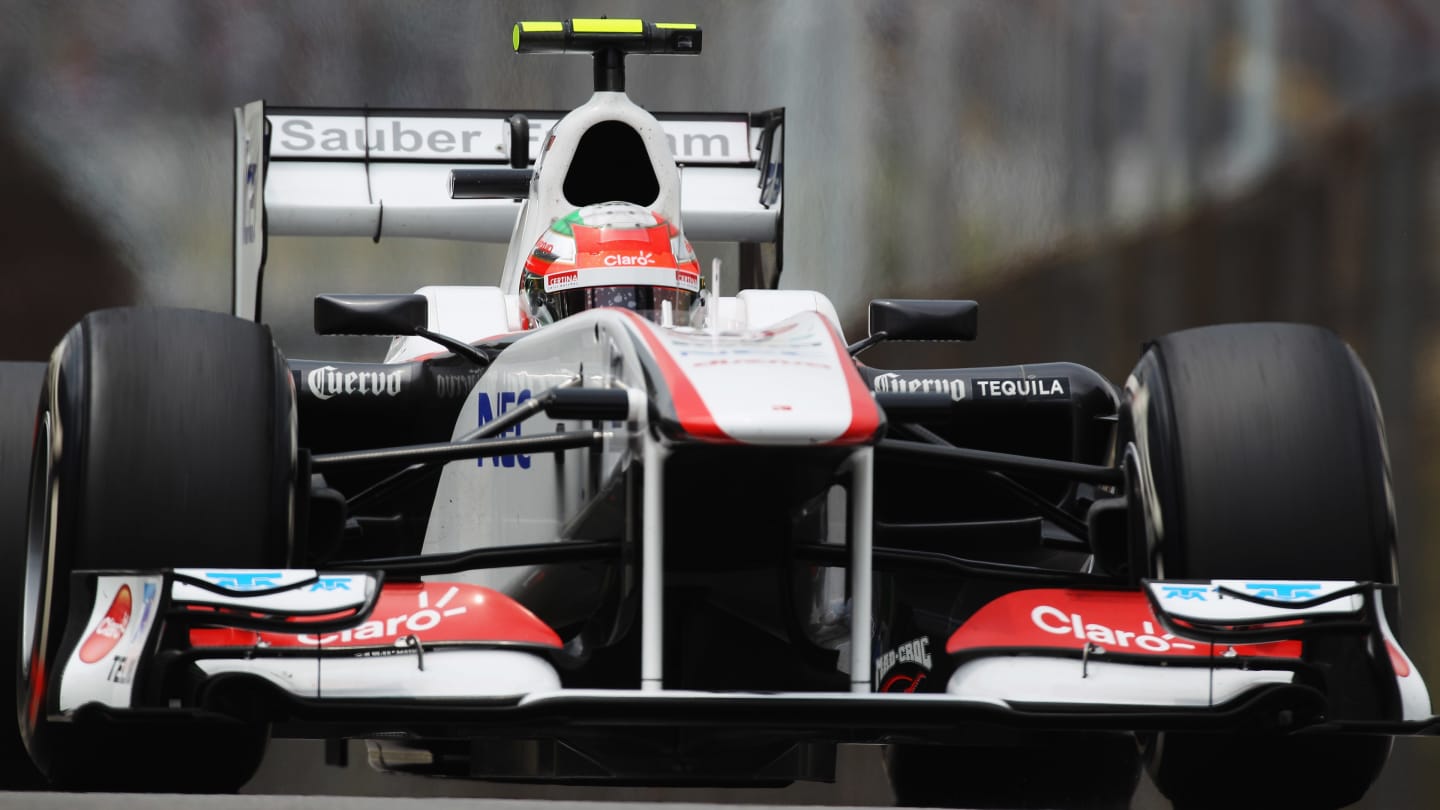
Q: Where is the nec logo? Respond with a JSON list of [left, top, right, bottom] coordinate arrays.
[[477, 389, 533, 469], [603, 251, 655, 267]]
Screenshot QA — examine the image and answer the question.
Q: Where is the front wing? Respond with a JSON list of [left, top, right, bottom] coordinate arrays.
[[46, 569, 1437, 749]]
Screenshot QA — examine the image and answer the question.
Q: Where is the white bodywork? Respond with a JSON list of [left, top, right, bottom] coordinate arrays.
[[1144, 579, 1366, 623], [59, 575, 163, 712], [421, 306, 873, 596], [947, 657, 1294, 708], [197, 649, 560, 700]]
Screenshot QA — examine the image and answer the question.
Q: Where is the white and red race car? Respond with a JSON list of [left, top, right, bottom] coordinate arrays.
[[2, 18, 1435, 809]]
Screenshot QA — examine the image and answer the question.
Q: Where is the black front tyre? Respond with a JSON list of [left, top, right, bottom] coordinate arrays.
[[18, 307, 295, 792], [1125, 322, 1397, 810]]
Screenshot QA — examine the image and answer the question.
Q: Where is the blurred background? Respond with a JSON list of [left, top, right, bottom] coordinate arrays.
[[4, 1, 1440, 807]]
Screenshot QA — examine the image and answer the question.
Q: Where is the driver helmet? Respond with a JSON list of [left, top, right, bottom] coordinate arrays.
[[519, 202, 703, 328]]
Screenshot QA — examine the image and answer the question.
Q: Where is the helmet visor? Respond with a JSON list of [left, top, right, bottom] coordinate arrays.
[[542, 285, 703, 326]]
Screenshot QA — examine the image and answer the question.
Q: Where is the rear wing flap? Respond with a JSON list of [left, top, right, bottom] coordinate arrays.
[[232, 101, 784, 320]]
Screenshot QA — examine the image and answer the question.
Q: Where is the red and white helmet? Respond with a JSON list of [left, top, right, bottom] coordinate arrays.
[[519, 202, 703, 328]]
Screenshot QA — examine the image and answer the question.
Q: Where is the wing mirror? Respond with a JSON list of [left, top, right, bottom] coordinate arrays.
[[314, 294, 488, 366], [314, 294, 429, 336], [849, 299, 979, 355], [869, 299, 978, 341]]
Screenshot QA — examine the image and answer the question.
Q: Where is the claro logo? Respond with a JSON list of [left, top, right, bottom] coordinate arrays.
[[79, 585, 132, 664], [1030, 604, 1196, 653], [307, 365, 405, 401], [297, 586, 468, 646], [603, 251, 655, 267]]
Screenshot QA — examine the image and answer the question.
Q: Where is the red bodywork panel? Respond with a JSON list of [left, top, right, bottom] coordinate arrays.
[[190, 581, 562, 650]]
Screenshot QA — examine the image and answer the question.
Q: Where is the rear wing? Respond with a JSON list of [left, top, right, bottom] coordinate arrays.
[[232, 101, 784, 321]]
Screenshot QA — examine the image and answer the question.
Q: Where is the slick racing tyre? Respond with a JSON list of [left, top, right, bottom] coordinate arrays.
[[0, 362, 47, 789], [1124, 322, 1395, 810], [18, 307, 295, 792], [884, 733, 1141, 810]]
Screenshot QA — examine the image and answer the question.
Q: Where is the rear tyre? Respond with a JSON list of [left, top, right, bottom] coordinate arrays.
[[0, 362, 47, 788], [1125, 322, 1396, 810], [18, 307, 295, 792], [884, 733, 1141, 810]]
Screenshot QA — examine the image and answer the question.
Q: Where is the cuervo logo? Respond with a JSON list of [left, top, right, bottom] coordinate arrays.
[[307, 365, 405, 401], [872, 373, 965, 402]]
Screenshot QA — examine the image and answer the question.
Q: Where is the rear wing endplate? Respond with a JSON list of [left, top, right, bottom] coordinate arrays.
[[231, 101, 784, 321]]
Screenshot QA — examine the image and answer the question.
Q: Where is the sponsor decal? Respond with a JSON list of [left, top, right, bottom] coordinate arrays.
[[972, 377, 1068, 399], [875, 636, 933, 692], [544, 271, 580, 292], [1160, 584, 1212, 601], [79, 585, 132, 664], [435, 372, 484, 399], [1160, 581, 1323, 603], [306, 365, 405, 401], [880, 672, 927, 693], [667, 319, 832, 369], [188, 582, 564, 650], [278, 118, 490, 156], [675, 270, 700, 291], [203, 572, 354, 592], [602, 251, 656, 267], [106, 654, 136, 685], [295, 585, 468, 646], [205, 571, 282, 590], [477, 389, 533, 469], [309, 577, 352, 592], [1030, 605, 1198, 653], [272, 116, 746, 163], [1244, 582, 1322, 601], [138, 582, 157, 628], [663, 131, 732, 160], [946, 589, 1303, 659], [872, 372, 965, 402]]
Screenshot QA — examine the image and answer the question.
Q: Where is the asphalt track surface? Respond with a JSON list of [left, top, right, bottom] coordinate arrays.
[[2, 738, 1435, 808], [0, 740, 1182, 810]]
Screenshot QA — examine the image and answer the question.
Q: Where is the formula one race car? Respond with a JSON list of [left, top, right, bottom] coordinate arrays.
[[2, 19, 1435, 810]]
